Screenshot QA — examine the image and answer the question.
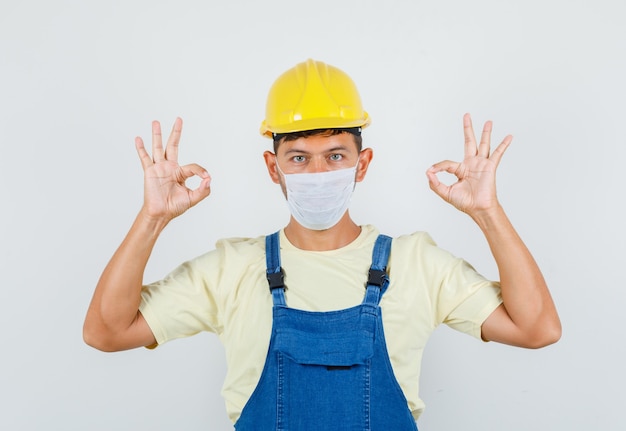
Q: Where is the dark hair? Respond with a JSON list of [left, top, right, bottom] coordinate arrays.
[[273, 128, 363, 153]]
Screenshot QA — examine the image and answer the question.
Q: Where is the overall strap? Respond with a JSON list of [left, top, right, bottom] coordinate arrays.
[[364, 234, 393, 306], [265, 231, 286, 306]]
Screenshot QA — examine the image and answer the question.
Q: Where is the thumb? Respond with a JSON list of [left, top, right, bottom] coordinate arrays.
[[189, 176, 212, 207]]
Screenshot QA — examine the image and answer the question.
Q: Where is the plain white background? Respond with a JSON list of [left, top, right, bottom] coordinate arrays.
[[1, 0, 624, 429]]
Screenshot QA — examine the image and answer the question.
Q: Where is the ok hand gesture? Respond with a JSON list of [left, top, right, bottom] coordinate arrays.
[[426, 113, 512, 217], [135, 118, 212, 222]]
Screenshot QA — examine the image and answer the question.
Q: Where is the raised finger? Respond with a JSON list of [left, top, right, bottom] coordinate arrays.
[[478, 120, 493, 158], [489, 135, 513, 167], [135, 136, 153, 170], [151, 120, 165, 162], [165, 117, 183, 162], [463, 113, 478, 158]]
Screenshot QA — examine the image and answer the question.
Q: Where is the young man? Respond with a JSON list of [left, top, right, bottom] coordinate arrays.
[[83, 59, 560, 429]]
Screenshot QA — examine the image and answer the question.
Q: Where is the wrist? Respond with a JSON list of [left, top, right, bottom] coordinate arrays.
[[137, 207, 171, 234], [469, 203, 506, 232]]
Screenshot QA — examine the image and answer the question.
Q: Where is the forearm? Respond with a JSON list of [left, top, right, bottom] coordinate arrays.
[[84, 209, 168, 348], [472, 205, 561, 345]]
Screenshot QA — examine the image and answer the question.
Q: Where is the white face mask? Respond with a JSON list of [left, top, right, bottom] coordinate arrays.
[[276, 159, 358, 230]]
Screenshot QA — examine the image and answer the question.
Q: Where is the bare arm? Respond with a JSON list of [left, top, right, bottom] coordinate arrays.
[[471, 205, 560, 348], [83, 118, 211, 352], [426, 114, 561, 348]]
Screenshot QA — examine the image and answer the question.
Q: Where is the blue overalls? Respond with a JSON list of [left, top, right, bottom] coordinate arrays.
[[234, 232, 418, 431]]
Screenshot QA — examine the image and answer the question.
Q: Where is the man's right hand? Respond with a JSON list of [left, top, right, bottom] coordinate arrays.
[[135, 117, 212, 222], [83, 118, 211, 352]]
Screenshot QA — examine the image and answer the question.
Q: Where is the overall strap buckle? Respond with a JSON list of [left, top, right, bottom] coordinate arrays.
[[266, 268, 285, 290], [265, 231, 287, 306], [364, 234, 393, 305], [367, 269, 387, 287]]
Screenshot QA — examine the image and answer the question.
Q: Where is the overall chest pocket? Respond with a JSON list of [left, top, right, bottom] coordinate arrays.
[[274, 327, 375, 367], [273, 324, 376, 431]]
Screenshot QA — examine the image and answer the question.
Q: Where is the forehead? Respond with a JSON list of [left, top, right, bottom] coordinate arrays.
[[276, 133, 359, 155]]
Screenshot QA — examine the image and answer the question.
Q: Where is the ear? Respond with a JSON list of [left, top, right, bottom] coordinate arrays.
[[355, 148, 373, 183], [263, 151, 281, 184]]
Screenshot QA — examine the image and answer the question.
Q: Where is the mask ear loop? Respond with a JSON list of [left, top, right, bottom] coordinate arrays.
[[351, 156, 360, 191], [274, 156, 285, 177]]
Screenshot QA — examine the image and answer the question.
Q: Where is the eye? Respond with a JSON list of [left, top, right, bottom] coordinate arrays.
[[292, 155, 306, 163], [329, 153, 343, 161]]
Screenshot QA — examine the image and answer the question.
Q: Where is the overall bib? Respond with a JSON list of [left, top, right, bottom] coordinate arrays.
[[235, 232, 418, 431]]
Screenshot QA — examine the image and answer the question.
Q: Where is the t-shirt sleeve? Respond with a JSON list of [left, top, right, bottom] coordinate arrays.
[[139, 250, 223, 347], [438, 258, 502, 339], [400, 231, 502, 340]]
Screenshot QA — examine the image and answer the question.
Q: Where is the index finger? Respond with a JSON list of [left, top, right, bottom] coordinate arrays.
[[164, 117, 183, 162]]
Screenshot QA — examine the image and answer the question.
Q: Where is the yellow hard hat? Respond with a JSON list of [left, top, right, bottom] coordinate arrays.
[[260, 59, 371, 138]]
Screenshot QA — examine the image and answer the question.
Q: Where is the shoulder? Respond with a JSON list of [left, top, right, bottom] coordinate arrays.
[[391, 230, 437, 247], [215, 234, 266, 254], [171, 235, 266, 276], [210, 234, 268, 268], [387, 230, 464, 279], [389, 230, 446, 260], [364, 226, 454, 264]]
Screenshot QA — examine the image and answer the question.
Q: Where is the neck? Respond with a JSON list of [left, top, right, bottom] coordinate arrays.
[[283, 212, 361, 251]]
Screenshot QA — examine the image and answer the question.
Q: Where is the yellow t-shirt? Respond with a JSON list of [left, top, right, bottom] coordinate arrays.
[[139, 225, 502, 422]]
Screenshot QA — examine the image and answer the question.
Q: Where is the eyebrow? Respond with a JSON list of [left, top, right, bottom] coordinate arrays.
[[283, 145, 351, 156]]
